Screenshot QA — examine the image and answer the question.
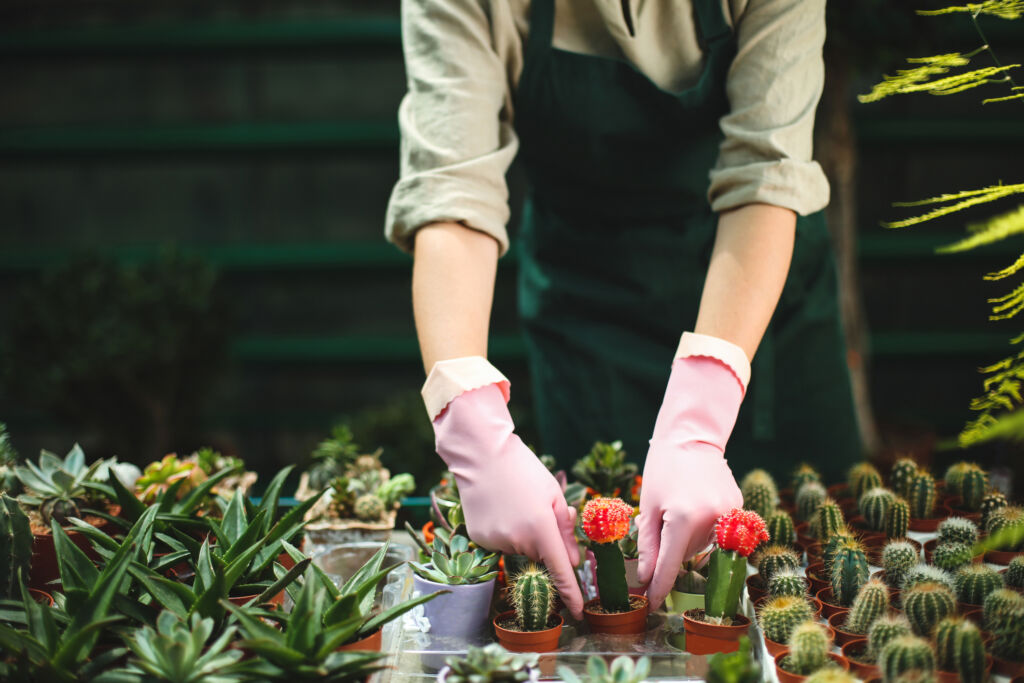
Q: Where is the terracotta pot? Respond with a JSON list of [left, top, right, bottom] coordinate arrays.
[[923, 538, 983, 564], [841, 639, 880, 680], [583, 596, 649, 635], [828, 610, 865, 647], [29, 506, 122, 590], [805, 543, 823, 564], [849, 515, 885, 539], [815, 586, 848, 619], [936, 656, 994, 683], [944, 497, 983, 524], [763, 634, 787, 657], [864, 537, 922, 567], [796, 522, 815, 550], [336, 628, 382, 652], [961, 606, 983, 626], [774, 651, 849, 683], [805, 562, 830, 595], [908, 504, 953, 532], [228, 589, 284, 608], [493, 611, 563, 652], [838, 497, 858, 517], [994, 655, 1024, 677], [681, 609, 750, 655], [827, 483, 849, 498], [985, 548, 1024, 565], [746, 574, 767, 604]]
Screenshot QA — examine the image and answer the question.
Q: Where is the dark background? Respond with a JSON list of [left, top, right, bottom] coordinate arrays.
[[1, 1, 1022, 494]]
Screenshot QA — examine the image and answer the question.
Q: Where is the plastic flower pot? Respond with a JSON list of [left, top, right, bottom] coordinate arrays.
[[336, 628, 383, 652], [841, 639, 880, 680], [985, 548, 1024, 565], [583, 595, 649, 634], [413, 574, 496, 641], [666, 590, 705, 614], [827, 610, 863, 647], [681, 609, 750, 655], [805, 562, 829, 595], [993, 654, 1024, 677], [493, 610, 564, 652], [908, 504, 953, 532], [773, 651, 849, 683], [745, 574, 767, 604], [923, 538, 983, 564], [29, 506, 122, 590], [815, 586, 848, 620]]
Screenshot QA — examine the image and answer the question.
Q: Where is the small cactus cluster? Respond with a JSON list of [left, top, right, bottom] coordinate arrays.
[[845, 578, 891, 635], [902, 564, 955, 594], [931, 541, 973, 572], [889, 457, 919, 499], [796, 481, 827, 522], [934, 617, 986, 683], [1006, 556, 1024, 590], [983, 587, 1024, 632], [954, 563, 1004, 605], [783, 621, 832, 676], [848, 462, 884, 501], [353, 493, 386, 521], [936, 517, 978, 546], [830, 538, 869, 607], [815, 498, 846, 541], [756, 545, 800, 583], [885, 497, 910, 539], [908, 471, 937, 520], [880, 635, 936, 681], [791, 463, 821, 492], [986, 505, 1024, 551], [742, 481, 777, 521], [0, 493, 32, 599], [765, 508, 795, 547], [868, 614, 913, 662], [860, 487, 895, 532], [903, 581, 957, 637], [882, 540, 919, 589], [769, 569, 809, 599], [510, 566, 555, 631], [980, 490, 1009, 529], [758, 595, 814, 644]]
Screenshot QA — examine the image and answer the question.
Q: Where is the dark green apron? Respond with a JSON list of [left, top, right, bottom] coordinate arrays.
[[512, 0, 862, 481]]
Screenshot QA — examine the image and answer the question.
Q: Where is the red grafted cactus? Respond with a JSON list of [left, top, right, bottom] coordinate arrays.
[[582, 497, 633, 544], [715, 508, 769, 558]]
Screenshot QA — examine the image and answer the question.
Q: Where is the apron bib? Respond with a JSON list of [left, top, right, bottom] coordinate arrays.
[[513, 0, 861, 481]]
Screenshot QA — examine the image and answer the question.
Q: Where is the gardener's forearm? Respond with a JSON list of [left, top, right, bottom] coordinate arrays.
[[412, 222, 501, 374], [694, 203, 797, 361]]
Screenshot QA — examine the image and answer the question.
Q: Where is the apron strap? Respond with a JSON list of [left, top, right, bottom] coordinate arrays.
[[692, 0, 733, 46], [526, 0, 556, 63]]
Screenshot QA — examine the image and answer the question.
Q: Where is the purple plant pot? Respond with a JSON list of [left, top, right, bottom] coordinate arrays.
[[413, 573, 496, 670]]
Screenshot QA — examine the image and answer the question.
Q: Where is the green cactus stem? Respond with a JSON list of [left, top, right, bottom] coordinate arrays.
[[766, 509, 795, 547], [885, 497, 910, 539], [903, 581, 956, 637], [822, 529, 855, 574], [796, 481, 827, 523], [986, 505, 1024, 551], [830, 539, 869, 607], [956, 466, 987, 512], [848, 462, 884, 502], [990, 603, 1024, 663], [943, 462, 970, 491], [954, 563, 1004, 605], [901, 564, 955, 594], [783, 621, 831, 676], [983, 587, 1024, 632], [0, 493, 31, 599], [511, 565, 555, 631], [931, 542, 973, 572], [936, 517, 978, 547], [704, 548, 747, 621], [591, 541, 631, 613], [740, 469, 778, 499], [757, 595, 814, 644], [769, 569, 809, 599], [889, 458, 919, 499], [1006, 556, 1024, 590], [846, 579, 891, 635], [980, 490, 1009, 530], [868, 614, 913, 663], [880, 635, 936, 681], [742, 482, 776, 521], [791, 463, 821, 492], [860, 487, 895, 532], [908, 472, 937, 520], [353, 493, 385, 521], [934, 617, 985, 683], [756, 545, 800, 584], [882, 540, 918, 589], [816, 499, 845, 541]]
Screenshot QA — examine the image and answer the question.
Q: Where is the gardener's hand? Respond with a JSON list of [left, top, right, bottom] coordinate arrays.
[[427, 362, 584, 619], [637, 334, 748, 610]]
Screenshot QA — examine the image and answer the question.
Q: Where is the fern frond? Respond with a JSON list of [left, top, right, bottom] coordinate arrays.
[[959, 410, 1024, 448], [989, 281, 1024, 320], [918, 1, 1024, 19], [984, 91, 1024, 103], [858, 49, 1018, 103], [959, 340, 1024, 446], [884, 184, 1024, 228], [936, 204, 1024, 254], [985, 251, 1024, 280]]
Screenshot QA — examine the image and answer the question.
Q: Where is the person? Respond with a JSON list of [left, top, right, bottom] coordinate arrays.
[[385, 0, 861, 620]]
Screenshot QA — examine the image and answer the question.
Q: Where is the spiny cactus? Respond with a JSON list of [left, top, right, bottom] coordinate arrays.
[[0, 493, 31, 599], [830, 539, 869, 607], [908, 472, 936, 520], [902, 564, 955, 595], [769, 569, 809, 599], [796, 481, 827, 522], [758, 595, 814, 644], [943, 462, 970, 492], [990, 604, 1024, 663], [740, 468, 777, 496], [353, 493, 385, 521], [980, 490, 1009, 529], [880, 635, 936, 681], [816, 498, 845, 541], [1006, 556, 1024, 590], [791, 463, 821, 492], [868, 614, 913, 662], [934, 617, 985, 683], [743, 482, 776, 521], [822, 529, 856, 573], [756, 544, 800, 583], [804, 670, 857, 683], [783, 621, 831, 676], [882, 540, 919, 589], [510, 565, 555, 632], [889, 457, 919, 499], [931, 541, 973, 572], [885, 497, 910, 539], [766, 508, 795, 547], [846, 578, 891, 635], [986, 505, 1024, 551], [902, 581, 956, 637], [954, 563, 1004, 605], [849, 462, 884, 502], [936, 517, 978, 547], [860, 487, 895, 532], [956, 466, 987, 512], [983, 587, 1024, 632]]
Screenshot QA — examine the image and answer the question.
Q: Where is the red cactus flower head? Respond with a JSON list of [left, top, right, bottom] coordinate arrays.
[[714, 508, 768, 557], [582, 497, 634, 544]]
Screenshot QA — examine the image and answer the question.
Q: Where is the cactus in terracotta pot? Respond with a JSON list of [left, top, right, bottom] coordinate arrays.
[[980, 490, 1008, 529], [815, 498, 845, 541], [781, 621, 831, 676], [758, 595, 814, 644], [902, 581, 956, 637], [796, 481, 827, 522], [885, 497, 910, 539], [889, 457, 919, 499], [766, 508, 795, 547], [1006, 556, 1024, 589], [931, 541, 973, 572], [848, 462, 883, 502], [868, 614, 913, 662], [936, 517, 978, 547], [880, 635, 936, 681], [954, 563, 1003, 605], [830, 538, 869, 607], [510, 565, 556, 631], [882, 540, 918, 589], [581, 497, 634, 613], [756, 545, 800, 584], [845, 578, 891, 635], [934, 617, 985, 683], [860, 487, 895, 532], [769, 569, 809, 599], [983, 587, 1024, 631], [908, 472, 937, 520], [703, 508, 768, 622]]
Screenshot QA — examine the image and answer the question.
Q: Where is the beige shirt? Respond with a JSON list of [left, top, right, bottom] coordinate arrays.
[[386, 0, 829, 256]]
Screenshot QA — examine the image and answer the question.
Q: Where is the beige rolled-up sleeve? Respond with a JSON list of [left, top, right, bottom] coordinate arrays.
[[385, 0, 519, 256], [709, 0, 830, 216]]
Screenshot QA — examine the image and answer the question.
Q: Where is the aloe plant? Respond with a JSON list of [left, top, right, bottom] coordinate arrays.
[[15, 444, 111, 526]]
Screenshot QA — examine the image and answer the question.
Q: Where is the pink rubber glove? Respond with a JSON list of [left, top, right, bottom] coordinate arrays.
[[432, 382, 584, 619], [637, 340, 747, 610]]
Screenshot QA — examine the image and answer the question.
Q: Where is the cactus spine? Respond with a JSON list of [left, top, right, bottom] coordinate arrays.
[[936, 517, 978, 546], [885, 497, 910, 539], [784, 621, 831, 676], [901, 564, 955, 594], [980, 490, 1008, 529], [756, 545, 800, 584], [902, 581, 956, 637], [846, 578, 891, 635], [791, 463, 821, 492], [880, 635, 936, 681], [931, 542, 973, 572], [510, 566, 554, 631], [848, 462, 884, 502], [769, 569, 808, 599], [889, 457, 919, 499], [0, 493, 31, 599], [742, 482, 776, 521], [815, 498, 845, 541], [908, 472, 936, 520], [830, 539, 869, 607], [860, 487, 895, 532], [956, 466, 987, 511], [934, 617, 985, 683], [796, 481, 827, 523], [1006, 556, 1024, 590], [983, 587, 1024, 632], [822, 529, 855, 574], [766, 508, 795, 547], [881, 540, 918, 589], [943, 462, 970, 491], [990, 604, 1024, 663], [868, 614, 913, 662], [757, 595, 814, 644], [353, 493, 385, 521], [954, 563, 1004, 605], [986, 505, 1024, 551]]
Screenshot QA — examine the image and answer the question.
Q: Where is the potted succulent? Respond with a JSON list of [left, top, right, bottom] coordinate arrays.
[[757, 594, 815, 655], [0, 492, 32, 601], [986, 588, 1024, 676], [840, 613, 911, 680], [876, 539, 918, 594], [558, 655, 651, 683], [705, 636, 762, 683], [982, 505, 1024, 564], [774, 621, 848, 682], [906, 471, 950, 532], [878, 635, 936, 682], [817, 538, 868, 618], [933, 616, 989, 683], [953, 563, 1003, 609], [1005, 556, 1024, 592], [943, 461, 987, 518], [493, 565, 564, 652], [740, 469, 778, 520], [888, 457, 919, 500], [765, 508, 797, 549], [827, 579, 889, 646], [438, 644, 538, 683], [903, 581, 957, 637], [665, 551, 710, 613], [571, 441, 639, 502], [579, 497, 649, 634], [748, 544, 800, 603], [682, 508, 767, 654]]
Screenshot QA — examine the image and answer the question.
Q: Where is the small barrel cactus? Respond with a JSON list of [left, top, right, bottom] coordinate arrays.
[[889, 457, 919, 499], [816, 498, 846, 541], [756, 544, 801, 584], [990, 603, 1024, 663], [903, 581, 957, 637], [954, 563, 1004, 605], [0, 493, 32, 599], [936, 517, 978, 547], [848, 462, 884, 502], [956, 466, 987, 512], [880, 635, 936, 681], [934, 617, 985, 683], [980, 490, 1009, 530], [796, 481, 827, 522], [885, 497, 910, 539], [943, 462, 970, 491], [740, 469, 777, 498], [860, 487, 895, 532], [901, 564, 955, 594], [743, 482, 777, 521], [511, 565, 555, 631], [1006, 555, 1024, 590], [846, 578, 891, 635], [766, 508, 795, 547], [868, 614, 913, 662], [931, 541, 973, 572], [758, 595, 814, 644], [822, 529, 855, 573], [882, 540, 918, 589], [784, 621, 831, 676], [791, 463, 821, 492], [983, 587, 1024, 632], [353, 493, 385, 521], [908, 471, 936, 520], [769, 569, 809, 599], [986, 505, 1024, 551], [830, 538, 869, 607]]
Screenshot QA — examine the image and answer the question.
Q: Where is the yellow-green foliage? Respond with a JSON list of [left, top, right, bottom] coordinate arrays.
[[858, 50, 1018, 104], [918, 0, 1024, 19]]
